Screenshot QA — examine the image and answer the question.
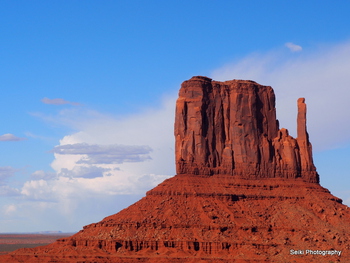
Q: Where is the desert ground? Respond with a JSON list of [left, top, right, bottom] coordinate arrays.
[[0, 233, 73, 255]]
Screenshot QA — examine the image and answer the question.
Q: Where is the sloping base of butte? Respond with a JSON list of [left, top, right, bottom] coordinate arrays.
[[2, 76, 350, 263]]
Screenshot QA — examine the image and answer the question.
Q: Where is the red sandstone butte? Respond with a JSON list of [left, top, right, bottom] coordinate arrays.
[[175, 76, 317, 182], [1, 76, 349, 263]]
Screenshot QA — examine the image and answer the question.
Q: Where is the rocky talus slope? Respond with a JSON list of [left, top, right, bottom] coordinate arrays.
[[2, 76, 349, 263]]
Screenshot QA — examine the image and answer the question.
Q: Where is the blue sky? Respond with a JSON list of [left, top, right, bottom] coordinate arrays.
[[1, 1, 350, 232]]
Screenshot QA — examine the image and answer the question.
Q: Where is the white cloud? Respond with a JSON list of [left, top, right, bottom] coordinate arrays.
[[211, 40, 350, 151], [58, 166, 111, 179], [0, 166, 18, 184], [31, 170, 57, 180], [13, 94, 176, 230], [18, 169, 168, 229], [0, 133, 27, 141], [41, 97, 81, 106], [285, 42, 303, 52], [48, 94, 176, 180], [21, 179, 55, 201], [0, 167, 21, 196], [4, 204, 17, 215], [51, 143, 152, 164], [0, 185, 20, 196]]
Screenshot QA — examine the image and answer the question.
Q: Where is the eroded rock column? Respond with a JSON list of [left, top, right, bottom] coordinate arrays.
[[296, 98, 318, 182]]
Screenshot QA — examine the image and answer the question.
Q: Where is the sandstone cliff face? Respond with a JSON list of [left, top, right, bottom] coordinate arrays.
[[175, 76, 318, 182], [1, 76, 349, 263]]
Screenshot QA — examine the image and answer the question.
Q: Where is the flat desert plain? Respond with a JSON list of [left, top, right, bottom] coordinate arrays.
[[0, 233, 73, 255]]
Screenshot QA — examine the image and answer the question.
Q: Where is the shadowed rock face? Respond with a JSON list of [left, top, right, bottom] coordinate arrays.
[[175, 76, 318, 182], [1, 77, 349, 263]]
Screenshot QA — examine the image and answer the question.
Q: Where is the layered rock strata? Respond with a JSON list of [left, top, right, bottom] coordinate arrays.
[[175, 76, 318, 182], [3, 175, 350, 262], [1, 76, 349, 263]]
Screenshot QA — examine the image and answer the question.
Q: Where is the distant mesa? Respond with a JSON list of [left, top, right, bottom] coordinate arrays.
[[1, 76, 350, 262], [37, 231, 63, 234]]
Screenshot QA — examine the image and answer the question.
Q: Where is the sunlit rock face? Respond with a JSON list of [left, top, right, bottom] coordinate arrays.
[[175, 76, 318, 183], [3, 77, 350, 263]]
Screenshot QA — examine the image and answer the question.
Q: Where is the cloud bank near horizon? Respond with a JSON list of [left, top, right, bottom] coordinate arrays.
[[1, 95, 176, 231]]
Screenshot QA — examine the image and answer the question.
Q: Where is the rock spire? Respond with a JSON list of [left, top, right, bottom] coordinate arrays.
[[175, 76, 319, 182]]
